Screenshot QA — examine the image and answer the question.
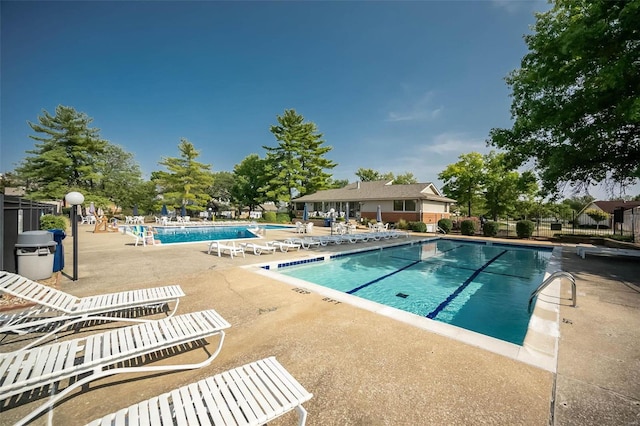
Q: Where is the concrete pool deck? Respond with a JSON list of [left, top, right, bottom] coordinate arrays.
[[1, 224, 639, 425]]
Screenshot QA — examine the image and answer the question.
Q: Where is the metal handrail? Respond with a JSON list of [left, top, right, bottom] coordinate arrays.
[[528, 271, 576, 313]]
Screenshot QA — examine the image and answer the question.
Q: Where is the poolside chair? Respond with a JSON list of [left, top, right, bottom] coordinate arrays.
[[312, 235, 343, 245], [295, 221, 305, 234], [2, 309, 231, 426], [86, 356, 313, 426], [576, 244, 640, 259], [208, 241, 245, 258], [124, 225, 155, 246], [0, 271, 185, 338], [267, 240, 302, 252], [285, 237, 321, 250], [241, 242, 277, 255]]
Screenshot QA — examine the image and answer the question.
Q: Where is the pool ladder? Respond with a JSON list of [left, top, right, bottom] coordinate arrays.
[[528, 271, 576, 313]]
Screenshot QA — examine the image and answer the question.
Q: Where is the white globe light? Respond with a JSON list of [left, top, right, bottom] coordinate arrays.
[[66, 191, 85, 206]]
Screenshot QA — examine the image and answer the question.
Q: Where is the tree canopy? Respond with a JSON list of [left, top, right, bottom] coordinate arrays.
[[95, 144, 144, 212], [489, 0, 640, 196], [354, 168, 417, 184], [152, 139, 214, 213], [231, 154, 268, 213], [16, 105, 108, 199], [439, 151, 538, 219], [438, 152, 485, 216], [262, 109, 336, 207]]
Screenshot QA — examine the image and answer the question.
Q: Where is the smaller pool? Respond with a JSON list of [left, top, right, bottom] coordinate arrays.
[[152, 224, 293, 244]]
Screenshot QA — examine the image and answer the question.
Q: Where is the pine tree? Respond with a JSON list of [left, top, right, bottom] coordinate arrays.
[[153, 139, 214, 214], [16, 105, 107, 199], [262, 109, 336, 208]]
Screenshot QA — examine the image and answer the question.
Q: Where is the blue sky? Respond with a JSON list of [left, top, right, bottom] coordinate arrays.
[[4, 0, 597, 197]]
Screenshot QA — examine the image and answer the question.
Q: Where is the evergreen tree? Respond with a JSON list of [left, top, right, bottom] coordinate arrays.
[[16, 105, 107, 199], [262, 109, 336, 207], [153, 139, 214, 213]]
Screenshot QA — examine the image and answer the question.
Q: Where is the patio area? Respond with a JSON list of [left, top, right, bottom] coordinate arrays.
[[1, 224, 638, 425]]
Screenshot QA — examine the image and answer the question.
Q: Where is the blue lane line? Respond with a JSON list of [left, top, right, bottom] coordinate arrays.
[[388, 244, 465, 262], [347, 260, 421, 294], [426, 250, 508, 319], [348, 244, 467, 295], [425, 259, 530, 280]]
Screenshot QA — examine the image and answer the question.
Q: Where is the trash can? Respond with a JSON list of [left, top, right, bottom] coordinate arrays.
[[15, 231, 57, 280], [48, 229, 66, 272], [324, 218, 331, 227]]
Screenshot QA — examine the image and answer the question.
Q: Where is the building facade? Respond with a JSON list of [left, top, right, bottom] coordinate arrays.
[[294, 180, 456, 225]]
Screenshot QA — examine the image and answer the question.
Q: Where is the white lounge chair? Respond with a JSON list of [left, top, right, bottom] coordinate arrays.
[[313, 235, 343, 245], [267, 241, 302, 252], [576, 244, 640, 259], [285, 237, 321, 250], [208, 241, 246, 258], [241, 242, 277, 255], [2, 309, 231, 426], [0, 271, 185, 337], [86, 356, 313, 426]]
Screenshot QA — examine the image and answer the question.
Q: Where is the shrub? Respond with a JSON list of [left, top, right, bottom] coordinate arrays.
[[276, 213, 290, 223], [40, 214, 68, 231], [460, 220, 476, 236], [263, 211, 276, 223], [437, 218, 453, 234], [516, 220, 535, 238], [408, 221, 427, 233], [396, 219, 408, 230], [482, 221, 499, 237]]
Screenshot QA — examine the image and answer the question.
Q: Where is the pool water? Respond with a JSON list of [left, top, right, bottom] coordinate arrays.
[[278, 240, 553, 344], [153, 224, 292, 244]]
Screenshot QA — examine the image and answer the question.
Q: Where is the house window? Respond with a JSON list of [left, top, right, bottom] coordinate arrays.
[[393, 200, 416, 211]]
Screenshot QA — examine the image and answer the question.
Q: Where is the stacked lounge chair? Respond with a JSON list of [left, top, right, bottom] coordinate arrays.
[[0, 272, 313, 425], [0, 271, 184, 338]]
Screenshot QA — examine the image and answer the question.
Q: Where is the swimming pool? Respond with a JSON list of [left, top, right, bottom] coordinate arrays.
[[152, 224, 293, 244], [273, 239, 553, 345]]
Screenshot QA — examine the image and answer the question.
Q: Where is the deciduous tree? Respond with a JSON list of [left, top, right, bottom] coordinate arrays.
[[232, 154, 268, 213], [489, 0, 640, 195], [95, 144, 144, 212], [483, 152, 538, 220], [438, 152, 485, 216]]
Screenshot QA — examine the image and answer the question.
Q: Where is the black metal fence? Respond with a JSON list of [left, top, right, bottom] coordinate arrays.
[[1, 194, 58, 273], [492, 211, 637, 240]]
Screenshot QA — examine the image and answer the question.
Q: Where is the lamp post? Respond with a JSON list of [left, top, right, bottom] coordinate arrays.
[[65, 191, 84, 281]]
